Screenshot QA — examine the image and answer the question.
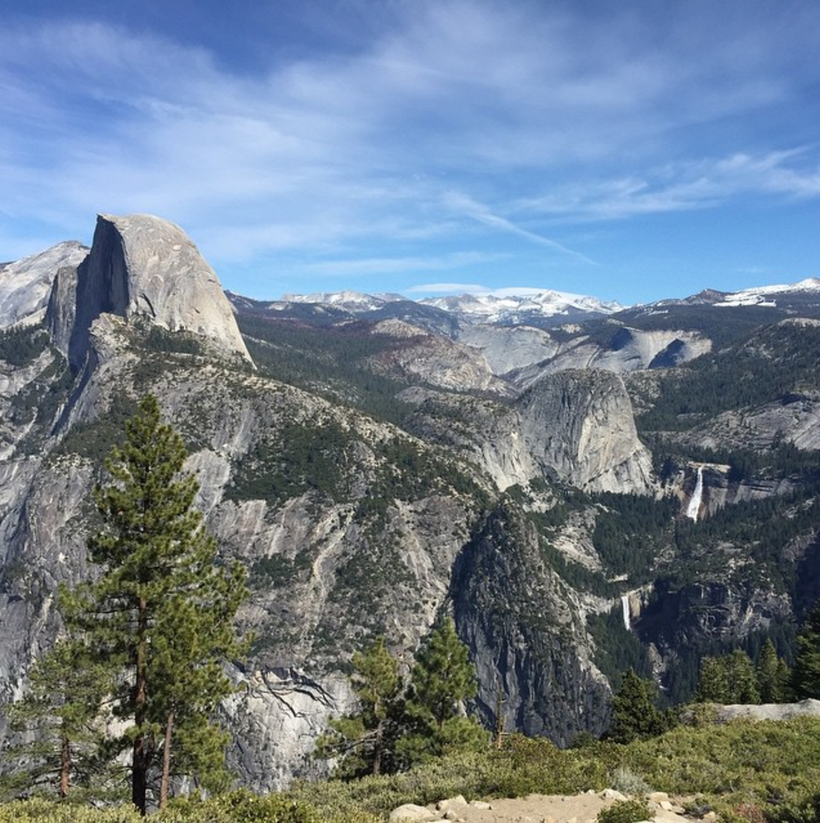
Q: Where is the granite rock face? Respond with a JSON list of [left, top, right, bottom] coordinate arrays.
[[47, 214, 251, 369], [518, 369, 654, 493], [0, 242, 88, 330], [452, 506, 611, 745]]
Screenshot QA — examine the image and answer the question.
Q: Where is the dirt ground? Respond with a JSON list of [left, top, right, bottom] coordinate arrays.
[[437, 791, 615, 822], [401, 791, 694, 823]]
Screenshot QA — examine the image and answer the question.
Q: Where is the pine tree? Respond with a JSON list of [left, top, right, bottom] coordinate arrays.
[[63, 395, 248, 813], [694, 656, 730, 703], [315, 637, 402, 777], [793, 600, 820, 700], [757, 638, 791, 703], [695, 650, 761, 704], [607, 669, 666, 744], [728, 649, 760, 704], [396, 616, 487, 766], [3, 637, 112, 800]]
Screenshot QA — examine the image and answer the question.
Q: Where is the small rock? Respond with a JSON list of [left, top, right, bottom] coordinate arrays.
[[541, 817, 555, 823], [703, 814, 718, 822], [437, 795, 469, 811], [471, 801, 493, 810], [389, 803, 438, 821], [601, 789, 628, 801], [648, 792, 670, 803], [660, 801, 675, 812], [443, 812, 460, 821]]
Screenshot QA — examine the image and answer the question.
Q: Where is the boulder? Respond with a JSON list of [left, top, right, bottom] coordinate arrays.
[[389, 804, 439, 821]]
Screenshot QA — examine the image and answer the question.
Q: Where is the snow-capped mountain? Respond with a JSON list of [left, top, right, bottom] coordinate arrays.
[[418, 289, 623, 323], [715, 277, 820, 307], [273, 288, 623, 326], [279, 290, 405, 313]]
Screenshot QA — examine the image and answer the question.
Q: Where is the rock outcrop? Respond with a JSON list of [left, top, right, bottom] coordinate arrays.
[[46, 214, 252, 369], [453, 506, 611, 744], [518, 370, 654, 493], [0, 242, 88, 330], [713, 698, 820, 722]]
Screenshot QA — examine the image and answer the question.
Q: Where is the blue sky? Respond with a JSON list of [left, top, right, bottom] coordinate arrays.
[[2, 0, 820, 304]]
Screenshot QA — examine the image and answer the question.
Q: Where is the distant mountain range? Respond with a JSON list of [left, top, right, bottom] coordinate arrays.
[[265, 278, 820, 326]]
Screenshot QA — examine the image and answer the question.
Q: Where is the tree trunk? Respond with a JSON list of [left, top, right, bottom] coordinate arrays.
[[59, 732, 70, 799], [159, 710, 175, 811], [372, 720, 383, 776], [132, 597, 149, 815]]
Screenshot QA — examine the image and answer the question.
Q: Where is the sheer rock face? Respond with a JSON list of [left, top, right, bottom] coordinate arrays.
[[517, 369, 654, 493], [452, 508, 611, 744], [47, 214, 251, 368], [0, 242, 88, 330]]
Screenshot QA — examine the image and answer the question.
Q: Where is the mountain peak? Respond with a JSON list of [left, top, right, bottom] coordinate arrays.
[[47, 213, 253, 368], [0, 241, 89, 330]]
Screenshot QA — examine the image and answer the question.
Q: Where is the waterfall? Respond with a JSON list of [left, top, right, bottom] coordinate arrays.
[[686, 465, 704, 522], [621, 594, 630, 631]]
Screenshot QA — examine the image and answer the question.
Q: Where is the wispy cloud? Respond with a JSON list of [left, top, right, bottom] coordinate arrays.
[[443, 191, 597, 264], [511, 149, 820, 222], [295, 251, 503, 277], [1, 1, 819, 297]]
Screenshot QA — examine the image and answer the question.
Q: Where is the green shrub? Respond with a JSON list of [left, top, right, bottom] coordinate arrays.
[[0, 799, 140, 823], [598, 799, 652, 823], [164, 790, 322, 823], [610, 766, 652, 797]]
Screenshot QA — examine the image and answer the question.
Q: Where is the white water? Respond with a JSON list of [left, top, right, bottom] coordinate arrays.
[[621, 594, 631, 631], [686, 465, 704, 522]]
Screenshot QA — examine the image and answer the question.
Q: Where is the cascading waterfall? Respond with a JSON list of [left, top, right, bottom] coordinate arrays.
[[621, 594, 630, 631], [686, 465, 704, 522]]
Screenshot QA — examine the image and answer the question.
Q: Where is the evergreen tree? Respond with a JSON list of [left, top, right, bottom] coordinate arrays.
[[694, 656, 730, 703], [396, 616, 487, 766], [792, 600, 820, 700], [695, 650, 760, 704], [3, 637, 112, 800], [315, 637, 402, 777], [728, 649, 760, 704], [63, 395, 248, 813], [757, 638, 791, 703], [607, 669, 666, 744]]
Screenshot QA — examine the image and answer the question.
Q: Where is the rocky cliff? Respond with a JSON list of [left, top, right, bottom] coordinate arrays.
[[518, 370, 654, 493], [0, 242, 88, 330], [46, 214, 251, 370]]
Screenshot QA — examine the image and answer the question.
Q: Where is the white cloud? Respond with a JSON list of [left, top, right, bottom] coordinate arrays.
[[442, 191, 596, 264], [511, 149, 820, 222], [1, 1, 819, 287]]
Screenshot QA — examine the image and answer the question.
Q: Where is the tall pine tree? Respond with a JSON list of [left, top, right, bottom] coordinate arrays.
[[396, 616, 486, 766], [607, 669, 667, 744], [64, 395, 248, 813], [315, 637, 403, 777], [757, 638, 791, 703]]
